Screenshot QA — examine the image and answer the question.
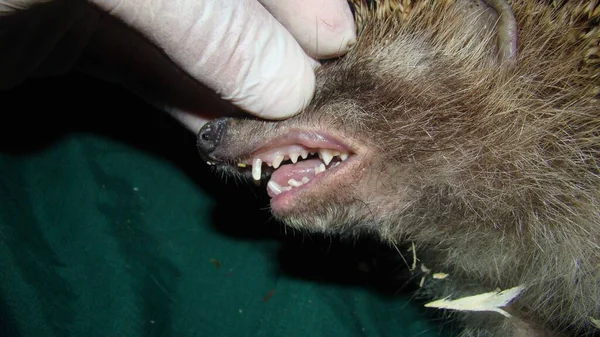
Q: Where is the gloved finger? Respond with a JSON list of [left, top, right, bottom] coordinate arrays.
[[0, 0, 54, 13], [258, 0, 357, 59], [77, 12, 243, 134], [90, 0, 317, 120]]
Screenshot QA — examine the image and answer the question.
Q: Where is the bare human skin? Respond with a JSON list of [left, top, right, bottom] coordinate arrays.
[[197, 1, 600, 336]]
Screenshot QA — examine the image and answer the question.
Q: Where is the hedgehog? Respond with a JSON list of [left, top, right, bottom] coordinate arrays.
[[196, 1, 600, 336]]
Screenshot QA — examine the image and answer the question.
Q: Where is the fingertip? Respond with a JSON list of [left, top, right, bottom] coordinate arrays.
[[310, 1, 358, 58], [259, 0, 357, 59], [253, 55, 316, 120]]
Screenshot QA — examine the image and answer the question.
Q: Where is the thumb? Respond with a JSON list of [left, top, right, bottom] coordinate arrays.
[[90, 0, 317, 119]]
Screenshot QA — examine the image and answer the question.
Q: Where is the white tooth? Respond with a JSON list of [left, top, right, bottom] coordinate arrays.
[[290, 152, 300, 163], [267, 180, 283, 195], [252, 158, 262, 180], [272, 155, 284, 169], [340, 153, 349, 161], [288, 179, 303, 187], [266, 162, 272, 167], [281, 186, 293, 192], [315, 163, 326, 175], [319, 150, 334, 165], [332, 162, 340, 167], [301, 177, 310, 184], [300, 150, 308, 159]]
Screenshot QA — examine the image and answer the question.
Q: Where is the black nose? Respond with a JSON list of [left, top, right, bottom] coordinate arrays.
[[197, 118, 227, 161]]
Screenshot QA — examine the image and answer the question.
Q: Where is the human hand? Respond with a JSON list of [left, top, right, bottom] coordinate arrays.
[[0, 0, 357, 132]]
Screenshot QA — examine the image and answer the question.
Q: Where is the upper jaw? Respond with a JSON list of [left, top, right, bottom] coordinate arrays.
[[235, 129, 354, 174]]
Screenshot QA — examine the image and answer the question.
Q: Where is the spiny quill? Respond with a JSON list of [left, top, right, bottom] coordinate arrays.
[[424, 285, 527, 318]]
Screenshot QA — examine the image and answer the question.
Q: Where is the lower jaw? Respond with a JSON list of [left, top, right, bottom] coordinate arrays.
[[267, 176, 320, 213], [269, 191, 299, 213], [266, 156, 358, 213]]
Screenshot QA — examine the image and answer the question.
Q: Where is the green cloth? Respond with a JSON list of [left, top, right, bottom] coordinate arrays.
[[0, 74, 455, 337]]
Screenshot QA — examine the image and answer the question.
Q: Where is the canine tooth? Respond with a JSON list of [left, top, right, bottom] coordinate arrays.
[[237, 163, 247, 168], [288, 179, 303, 187], [332, 162, 340, 167], [300, 150, 308, 159], [319, 150, 334, 165], [267, 180, 283, 195], [315, 163, 326, 175], [290, 152, 300, 163], [272, 155, 284, 169], [340, 153, 349, 161], [301, 177, 310, 184], [252, 158, 262, 180]]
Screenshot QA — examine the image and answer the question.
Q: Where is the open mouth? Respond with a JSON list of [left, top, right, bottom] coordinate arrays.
[[232, 131, 356, 205]]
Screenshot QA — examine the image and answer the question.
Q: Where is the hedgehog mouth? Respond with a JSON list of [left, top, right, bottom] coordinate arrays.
[[232, 130, 357, 209]]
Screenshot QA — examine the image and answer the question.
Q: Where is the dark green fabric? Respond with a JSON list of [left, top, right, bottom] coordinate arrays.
[[0, 74, 455, 337]]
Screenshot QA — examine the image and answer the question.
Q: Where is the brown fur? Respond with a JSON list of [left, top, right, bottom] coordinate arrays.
[[199, 1, 600, 336]]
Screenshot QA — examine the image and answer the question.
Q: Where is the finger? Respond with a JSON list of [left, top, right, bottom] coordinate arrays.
[[0, 0, 54, 13], [90, 0, 317, 120], [258, 0, 357, 59], [78, 12, 243, 133]]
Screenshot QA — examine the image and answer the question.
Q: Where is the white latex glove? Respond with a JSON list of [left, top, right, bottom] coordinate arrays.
[[0, 0, 356, 132]]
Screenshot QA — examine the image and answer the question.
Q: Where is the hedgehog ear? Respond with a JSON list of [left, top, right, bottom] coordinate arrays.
[[353, 0, 519, 65], [456, 0, 518, 65], [481, 0, 518, 65]]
